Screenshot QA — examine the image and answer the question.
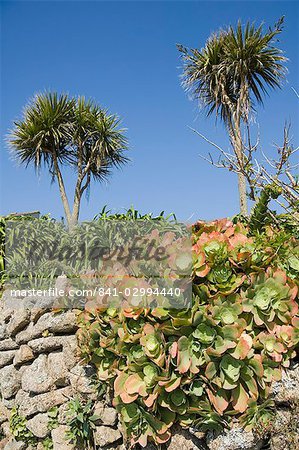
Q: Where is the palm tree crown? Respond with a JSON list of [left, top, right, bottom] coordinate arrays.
[[178, 17, 287, 124], [9, 92, 128, 228]]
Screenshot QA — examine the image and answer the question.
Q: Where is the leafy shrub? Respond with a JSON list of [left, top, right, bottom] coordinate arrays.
[[42, 437, 54, 450], [248, 184, 281, 233], [94, 205, 176, 221], [77, 219, 299, 448], [47, 407, 59, 431], [0, 214, 57, 293], [9, 407, 37, 446], [65, 398, 99, 449], [2, 207, 179, 293]]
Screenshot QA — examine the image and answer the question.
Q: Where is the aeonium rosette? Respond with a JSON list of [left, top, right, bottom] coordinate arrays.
[[139, 324, 166, 367], [255, 322, 299, 365], [241, 268, 298, 328], [193, 226, 247, 294]]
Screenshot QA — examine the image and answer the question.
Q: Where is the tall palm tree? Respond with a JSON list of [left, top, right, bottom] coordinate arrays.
[[178, 18, 287, 215], [9, 93, 128, 229]]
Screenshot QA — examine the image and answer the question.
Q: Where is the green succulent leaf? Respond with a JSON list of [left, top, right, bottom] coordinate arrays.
[[193, 323, 216, 344]]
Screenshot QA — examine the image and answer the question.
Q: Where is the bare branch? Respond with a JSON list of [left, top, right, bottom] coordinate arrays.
[[189, 127, 227, 155], [291, 87, 299, 99]]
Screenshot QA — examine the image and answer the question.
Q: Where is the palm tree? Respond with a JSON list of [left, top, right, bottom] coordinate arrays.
[[178, 18, 287, 215], [9, 93, 128, 229]]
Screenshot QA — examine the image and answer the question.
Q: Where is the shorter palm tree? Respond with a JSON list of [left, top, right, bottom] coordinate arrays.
[[9, 93, 129, 229], [178, 17, 287, 215]]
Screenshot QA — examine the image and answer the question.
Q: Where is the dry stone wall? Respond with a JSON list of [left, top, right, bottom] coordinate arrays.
[[0, 290, 124, 450], [0, 288, 299, 450]]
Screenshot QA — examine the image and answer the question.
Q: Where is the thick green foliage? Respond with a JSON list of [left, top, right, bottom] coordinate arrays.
[[78, 219, 299, 448], [65, 398, 99, 449], [94, 205, 176, 222], [2, 207, 178, 292], [0, 214, 55, 292], [249, 184, 281, 233], [9, 407, 37, 446]]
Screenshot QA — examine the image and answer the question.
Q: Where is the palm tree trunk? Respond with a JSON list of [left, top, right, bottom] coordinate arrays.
[[237, 171, 248, 216], [69, 172, 91, 230], [52, 155, 72, 227], [69, 194, 81, 231], [231, 119, 248, 216]]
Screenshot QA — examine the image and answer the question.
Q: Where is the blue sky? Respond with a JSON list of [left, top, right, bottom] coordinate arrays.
[[1, 0, 298, 222]]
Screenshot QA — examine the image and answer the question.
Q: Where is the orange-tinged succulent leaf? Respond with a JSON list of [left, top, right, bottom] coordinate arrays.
[[114, 372, 129, 396], [159, 374, 182, 392], [207, 388, 229, 415], [169, 342, 178, 358], [125, 374, 147, 396], [143, 323, 155, 335], [232, 383, 249, 413], [151, 308, 169, 319], [205, 361, 217, 380], [222, 323, 244, 340], [249, 355, 264, 377], [144, 393, 158, 408], [272, 269, 287, 284], [292, 317, 299, 328], [120, 392, 139, 404], [231, 333, 253, 360], [138, 432, 149, 448], [177, 336, 191, 374], [156, 431, 172, 444]]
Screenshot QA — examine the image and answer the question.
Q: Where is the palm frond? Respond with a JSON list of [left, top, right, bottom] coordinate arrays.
[[8, 92, 74, 173], [9, 92, 129, 181], [177, 17, 287, 125]]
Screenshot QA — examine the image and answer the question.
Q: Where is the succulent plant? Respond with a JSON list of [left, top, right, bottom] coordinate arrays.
[[139, 324, 165, 367], [77, 219, 299, 447], [159, 389, 189, 415], [242, 269, 298, 327]]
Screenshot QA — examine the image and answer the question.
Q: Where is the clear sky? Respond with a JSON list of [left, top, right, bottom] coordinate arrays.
[[1, 0, 298, 222]]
